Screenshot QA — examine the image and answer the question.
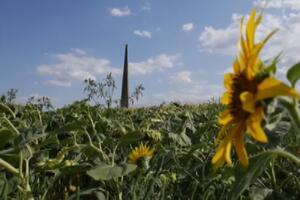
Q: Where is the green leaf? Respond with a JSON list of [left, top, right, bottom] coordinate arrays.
[[0, 103, 15, 118], [0, 117, 19, 136], [277, 98, 300, 132], [68, 188, 106, 200], [257, 54, 280, 80], [168, 132, 191, 146], [229, 151, 277, 200], [118, 132, 143, 146], [287, 62, 300, 87], [0, 174, 8, 200], [87, 164, 137, 181], [249, 187, 273, 200], [93, 191, 106, 200], [53, 120, 87, 134], [60, 163, 92, 174], [0, 128, 17, 149]]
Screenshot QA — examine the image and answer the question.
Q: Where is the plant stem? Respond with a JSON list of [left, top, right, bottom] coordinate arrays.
[[0, 158, 19, 175], [270, 159, 277, 189], [271, 148, 300, 166]]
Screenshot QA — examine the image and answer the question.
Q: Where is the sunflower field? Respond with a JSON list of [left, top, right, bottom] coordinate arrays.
[[1, 9, 300, 200]]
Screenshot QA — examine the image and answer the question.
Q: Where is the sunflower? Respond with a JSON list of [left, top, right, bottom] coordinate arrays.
[[128, 144, 154, 165], [212, 10, 300, 167]]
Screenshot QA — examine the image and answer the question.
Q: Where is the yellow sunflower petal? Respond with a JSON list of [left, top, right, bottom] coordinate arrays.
[[246, 9, 257, 49], [213, 124, 238, 167], [212, 134, 232, 166], [212, 142, 225, 165], [213, 158, 225, 169], [224, 73, 234, 90], [225, 139, 233, 166], [240, 35, 249, 60], [218, 110, 234, 125], [252, 57, 263, 75], [240, 91, 255, 113], [233, 125, 249, 166], [221, 92, 231, 105], [239, 59, 248, 76], [215, 119, 235, 143], [239, 16, 249, 62], [128, 144, 154, 164], [255, 29, 278, 55], [246, 30, 277, 79], [255, 13, 263, 27], [246, 108, 268, 143], [256, 77, 300, 101], [233, 58, 241, 74]]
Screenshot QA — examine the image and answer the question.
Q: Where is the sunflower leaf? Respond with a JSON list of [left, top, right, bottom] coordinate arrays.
[[0, 128, 17, 149], [0, 103, 15, 118], [87, 164, 137, 181], [277, 98, 300, 132], [229, 151, 277, 200], [287, 62, 300, 87], [118, 132, 143, 146]]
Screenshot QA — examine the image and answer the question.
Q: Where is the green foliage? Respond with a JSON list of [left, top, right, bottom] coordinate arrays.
[[0, 89, 18, 104], [26, 95, 54, 111], [130, 84, 145, 106], [287, 62, 300, 87], [84, 73, 117, 108], [0, 100, 299, 199], [87, 164, 137, 181], [84, 73, 145, 108], [230, 151, 277, 200]]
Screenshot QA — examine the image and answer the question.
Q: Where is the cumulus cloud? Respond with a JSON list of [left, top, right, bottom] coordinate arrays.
[[254, 0, 300, 10], [45, 80, 72, 87], [37, 50, 181, 86], [199, 14, 241, 55], [110, 6, 131, 17], [182, 23, 194, 32], [152, 83, 222, 103], [71, 48, 86, 55], [133, 30, 152, 38], [37, 51, 121, 87], [169, 70, 192, 83], [130, 54, 180, 75], [198, 4, 300, 74]]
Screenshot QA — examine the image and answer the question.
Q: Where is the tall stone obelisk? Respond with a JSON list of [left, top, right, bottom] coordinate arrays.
[[120, 44, 129, 108]]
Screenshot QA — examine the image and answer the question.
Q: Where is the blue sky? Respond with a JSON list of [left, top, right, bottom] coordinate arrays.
[[1, 0, 300, 107]]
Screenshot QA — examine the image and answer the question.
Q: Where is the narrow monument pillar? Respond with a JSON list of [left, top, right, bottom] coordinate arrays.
[[121, 44, 129, 108]]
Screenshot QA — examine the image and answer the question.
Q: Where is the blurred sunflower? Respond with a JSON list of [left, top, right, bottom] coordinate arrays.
[[128, 143, 154, 166], [212, 10, 300, 167]]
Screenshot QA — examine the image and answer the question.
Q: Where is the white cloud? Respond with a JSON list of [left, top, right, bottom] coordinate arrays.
[[110, 6, 131, 17], [152, 83, 222, 103], [169, 70, 192, 83], [254, 0, 300, 10], [199, 14, 241, 55], [140, 2, 151, 11], [37, 52, 121, 87], [37, 51, 181, 86], [45, 79, 72, 87], [198, 5, 300, 74], [130, 54, 180, 75], [71, 48, 86, 56], [133, 30, 152, 38], [182, 23, 194, 32]]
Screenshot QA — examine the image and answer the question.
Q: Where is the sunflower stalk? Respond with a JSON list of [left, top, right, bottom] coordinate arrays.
[[0, 158, 19, 176], [271, 148, 300, 166]]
